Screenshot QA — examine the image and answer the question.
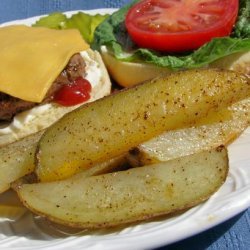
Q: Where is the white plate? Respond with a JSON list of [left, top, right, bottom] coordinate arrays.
[[0, 9, 249, 250]]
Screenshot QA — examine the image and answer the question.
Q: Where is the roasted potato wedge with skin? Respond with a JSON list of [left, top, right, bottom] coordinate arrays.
[[15, 146, 228, 229], [0, 131, 126, 194], [36, 69, 250, 182], [128, 98, 250, 166], [0, 131, 43, 193]]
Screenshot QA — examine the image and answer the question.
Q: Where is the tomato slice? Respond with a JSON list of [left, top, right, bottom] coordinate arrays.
[[125, 0, 238, 52]]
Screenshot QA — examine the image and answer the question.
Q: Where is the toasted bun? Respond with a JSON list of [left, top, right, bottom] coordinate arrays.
[[210, 51, 250, 77], [101, 47, 171, 88], [101, 46, 250, 87], [0, 49, 111, 146]]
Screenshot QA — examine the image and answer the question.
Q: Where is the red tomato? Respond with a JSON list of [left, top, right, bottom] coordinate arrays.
[[53, 77, 92, 106], [125, 0, 238, 52]]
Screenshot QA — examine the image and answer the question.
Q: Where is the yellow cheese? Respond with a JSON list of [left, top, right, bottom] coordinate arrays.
[[0, 25, 89, 102]]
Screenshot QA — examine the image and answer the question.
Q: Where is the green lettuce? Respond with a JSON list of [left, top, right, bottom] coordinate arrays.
[[32, 12, 109, 43], [233, 0, 250, 38], [92, 0, 250, 69], [32, 12, 67, 29], [62, 12, 109, 44]]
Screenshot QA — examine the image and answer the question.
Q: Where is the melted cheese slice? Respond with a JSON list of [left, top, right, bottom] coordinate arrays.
[[0, 25, 89, 102]]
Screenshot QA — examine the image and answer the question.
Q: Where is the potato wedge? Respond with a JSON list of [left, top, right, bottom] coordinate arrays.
[[0, 128, 126, 194], [15, 146, 228, 229], [128, 98, 250, 166], [0, 131, 43, 193], [36, 69, 249, 182]]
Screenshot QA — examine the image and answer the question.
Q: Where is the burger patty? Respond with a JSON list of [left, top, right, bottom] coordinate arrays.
[[0, 53, 86, 122]]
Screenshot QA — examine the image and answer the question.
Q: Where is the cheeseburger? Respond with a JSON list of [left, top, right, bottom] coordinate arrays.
[[0, 25, 111, 146]]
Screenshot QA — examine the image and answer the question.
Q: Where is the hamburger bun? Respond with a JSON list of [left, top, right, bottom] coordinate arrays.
[[101, 46, 250, 88]]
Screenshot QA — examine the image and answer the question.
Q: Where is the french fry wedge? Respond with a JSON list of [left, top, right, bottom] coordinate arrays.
[[15, 146, 228, 229], [0, 131, 43, 193], [0, 131, 126, 194], [36, 69, 250, 182], [128, 98, 250, 166]]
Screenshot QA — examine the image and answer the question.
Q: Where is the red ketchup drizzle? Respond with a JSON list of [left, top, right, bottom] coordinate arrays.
[[53, 77, 92, 106]]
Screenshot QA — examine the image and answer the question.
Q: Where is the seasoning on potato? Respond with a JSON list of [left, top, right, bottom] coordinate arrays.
[[36, 68, 250, 182], [0, 131, 43, 193], [128, 98, 250, 166], [15, 146, 228, 229]]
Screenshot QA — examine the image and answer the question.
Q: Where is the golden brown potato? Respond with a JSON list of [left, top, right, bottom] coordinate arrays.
[[128, 98, 250, 166], [36, 69, 250, 182], [15, 146, 228, 229]]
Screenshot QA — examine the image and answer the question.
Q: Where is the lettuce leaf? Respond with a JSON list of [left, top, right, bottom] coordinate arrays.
[[233, 0, 250, 38], [32, 12, 109, 43], [32, 13, 67, 29], [62, 12, 109, 43], [92, 0, 250, 69]]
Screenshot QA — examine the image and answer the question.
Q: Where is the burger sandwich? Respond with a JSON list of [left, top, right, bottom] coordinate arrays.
[[0, 25, 111, 146]]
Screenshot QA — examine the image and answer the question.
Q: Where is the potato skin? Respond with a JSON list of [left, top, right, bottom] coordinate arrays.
[[36, 69, 250, 182]]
